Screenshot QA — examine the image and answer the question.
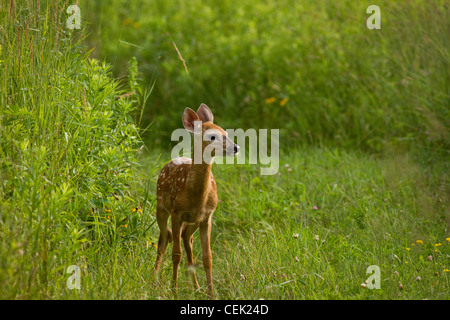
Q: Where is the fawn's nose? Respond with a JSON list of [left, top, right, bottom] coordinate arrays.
[[234, 144, 240, 154]]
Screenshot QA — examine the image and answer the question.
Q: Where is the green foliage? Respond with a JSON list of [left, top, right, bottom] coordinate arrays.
[[0, 0, 151, 298], [86, 0, 448, 155]]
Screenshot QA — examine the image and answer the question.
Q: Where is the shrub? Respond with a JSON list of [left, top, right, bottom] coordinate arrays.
[[0, 0, 149, 298]]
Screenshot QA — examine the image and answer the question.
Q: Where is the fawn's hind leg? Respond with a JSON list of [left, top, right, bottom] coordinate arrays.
[[171, 214, 183, 292], [154, 206, 172, 274]]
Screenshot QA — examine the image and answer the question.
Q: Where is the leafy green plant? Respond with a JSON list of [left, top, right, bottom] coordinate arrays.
[[0, 0, 153, 298]]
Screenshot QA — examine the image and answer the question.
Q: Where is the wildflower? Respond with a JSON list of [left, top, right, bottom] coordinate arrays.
[[313, 206, 318, 210], [416, 276, 421, 281], [105, 208, 111, 212], [405, 261, 408, 264], [405, 247, 410, 251], [240, 274, 246, 281], [399, 284, 404, 290], [443, 269, 450, 273], [265, 97, 276, 104], [416, 240, 423, 245], [292, 233, 299, 239], [280, 97, 289, 107], [434, 243, 442, 247], [427, 255, 433, 261], [147, 241, 157, 249], [360, 283, 367, 288], [132, 207, 143, 213], [393, 271, 399, 276], [295, 256, 300, 262], [445, 237, 450, 242], [314, 235, 319, 241]]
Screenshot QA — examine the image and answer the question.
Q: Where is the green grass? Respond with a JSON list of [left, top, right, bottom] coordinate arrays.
[[0, 0, 448, 300], [19, 147, 446, 300], [132, 148, 448, 300]]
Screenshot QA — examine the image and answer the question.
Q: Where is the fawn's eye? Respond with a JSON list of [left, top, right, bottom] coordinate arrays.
[[210, 135, 216, 141]]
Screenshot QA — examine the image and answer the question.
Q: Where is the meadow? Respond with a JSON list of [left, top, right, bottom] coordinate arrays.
[[0, 0, 448, 300]]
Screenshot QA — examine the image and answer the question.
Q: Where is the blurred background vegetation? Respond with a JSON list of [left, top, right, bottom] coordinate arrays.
[[84, 0, 449, 159]]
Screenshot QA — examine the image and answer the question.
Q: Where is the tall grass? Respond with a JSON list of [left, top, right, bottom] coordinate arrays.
[[0, 0, 153, 298]]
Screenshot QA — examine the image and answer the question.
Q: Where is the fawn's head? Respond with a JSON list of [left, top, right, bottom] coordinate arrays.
[[183, 104, 240, 161]]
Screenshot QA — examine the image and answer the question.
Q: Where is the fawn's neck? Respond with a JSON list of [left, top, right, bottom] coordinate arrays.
[[187, 151, 213, 197]]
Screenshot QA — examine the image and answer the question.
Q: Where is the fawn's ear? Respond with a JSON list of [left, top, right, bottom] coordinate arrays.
[[197, 103, 214, 123], [182, 107, 199, 132]]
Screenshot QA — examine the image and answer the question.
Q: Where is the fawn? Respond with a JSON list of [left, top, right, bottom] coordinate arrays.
[[154, 103, 240, 297]]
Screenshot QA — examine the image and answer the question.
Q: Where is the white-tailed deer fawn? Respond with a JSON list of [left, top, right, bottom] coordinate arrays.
[[154, 104, 239, 298]]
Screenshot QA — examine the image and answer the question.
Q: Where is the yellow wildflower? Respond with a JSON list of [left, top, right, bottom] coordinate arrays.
[[434, 243, 442, 247], [265, 97, 276, 104], [147, 241, 158, 249], [132, 207, 143, 213], [445, 237, 450, 242], [405, 247, 410, 251], [416, 240, 423, 244], [279, 97, 289, 106]]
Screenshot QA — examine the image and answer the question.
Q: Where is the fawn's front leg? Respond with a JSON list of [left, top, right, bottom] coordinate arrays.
[[200, 218, 213, 298], [182, 223, 200, 289]]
